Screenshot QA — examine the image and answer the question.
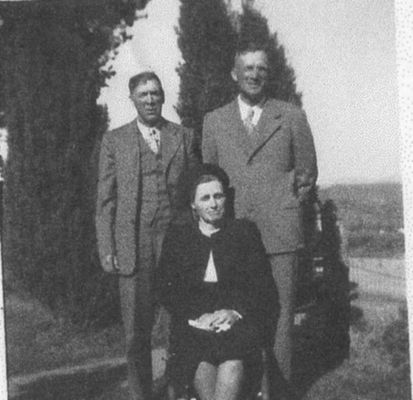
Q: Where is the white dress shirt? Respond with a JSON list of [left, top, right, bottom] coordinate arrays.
[[199, 224, 219, 283], [137, 120, 161, 154], [237, 95, 265, 127], [203, 251, 218, 282]]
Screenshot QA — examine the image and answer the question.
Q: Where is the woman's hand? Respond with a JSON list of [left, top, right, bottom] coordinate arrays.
[[189, 310, 242, 332], [188, 313, 217, 331], [197, 313, 217, 329], [210, 309, 242, 332]]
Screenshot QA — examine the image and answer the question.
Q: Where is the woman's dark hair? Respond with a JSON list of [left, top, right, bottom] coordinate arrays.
[[176, 163, 230, 210]]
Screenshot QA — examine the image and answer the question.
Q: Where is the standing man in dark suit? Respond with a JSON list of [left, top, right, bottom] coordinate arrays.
[[202, 45, 317, 397], [96, 71, 197, 400]]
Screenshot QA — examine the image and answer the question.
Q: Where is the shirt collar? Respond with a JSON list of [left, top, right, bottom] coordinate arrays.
[[237, 95, 266, 119], [136, 119, 157, 135]]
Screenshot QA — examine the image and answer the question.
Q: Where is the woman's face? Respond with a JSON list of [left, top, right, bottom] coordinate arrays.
[[191, 180, 226, 225]]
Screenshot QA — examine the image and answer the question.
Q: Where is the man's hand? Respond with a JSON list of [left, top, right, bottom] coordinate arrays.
[[297, 185, 311, 203], [295, 168, 315, 203], [102, 254, 120, 274]]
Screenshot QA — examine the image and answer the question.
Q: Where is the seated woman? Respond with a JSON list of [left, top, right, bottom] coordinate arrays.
[[158, 164, 279, 400]]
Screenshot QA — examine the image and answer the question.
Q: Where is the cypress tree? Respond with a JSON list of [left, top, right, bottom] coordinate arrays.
[[0, 1, 145, 323], [176, 0, 237, 153]]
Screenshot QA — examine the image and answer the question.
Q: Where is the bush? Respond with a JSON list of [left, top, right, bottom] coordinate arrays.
[[382, 305, 410, 370], [379, 305, 411, 399]]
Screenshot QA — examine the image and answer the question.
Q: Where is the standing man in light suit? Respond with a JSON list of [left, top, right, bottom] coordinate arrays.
[[202, 45, 317, 398], [96, 72, 197, 400]]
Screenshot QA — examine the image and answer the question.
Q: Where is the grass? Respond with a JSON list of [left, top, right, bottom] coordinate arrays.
[[303, 295, 410, 400], [5, 291, 124, 377], [5, 288, 170, 377]]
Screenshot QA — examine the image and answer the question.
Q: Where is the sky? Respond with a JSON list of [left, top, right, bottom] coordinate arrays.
[[99, 0, 401, 187]]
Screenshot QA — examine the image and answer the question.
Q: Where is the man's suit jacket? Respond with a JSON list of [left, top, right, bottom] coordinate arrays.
[[96, 118, 197, 275], [202, 98, 317, 254]]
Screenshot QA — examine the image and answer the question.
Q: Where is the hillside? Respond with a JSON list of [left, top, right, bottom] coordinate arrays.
[[319, 182, 404, 257]]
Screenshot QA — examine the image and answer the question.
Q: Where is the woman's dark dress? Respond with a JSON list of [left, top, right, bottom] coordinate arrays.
[[158, 219, 279, 387]]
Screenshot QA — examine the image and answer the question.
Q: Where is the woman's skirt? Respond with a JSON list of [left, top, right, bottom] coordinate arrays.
[[167, 283, 264, 391]]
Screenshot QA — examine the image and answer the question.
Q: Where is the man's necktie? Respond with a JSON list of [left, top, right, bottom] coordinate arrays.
[[244, 108, 255, 135], [148, 128, 160, 154]]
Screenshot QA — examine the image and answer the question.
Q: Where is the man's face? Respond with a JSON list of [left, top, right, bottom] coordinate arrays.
[[130, 79, 163, 126], [231, 50, 269, 105]]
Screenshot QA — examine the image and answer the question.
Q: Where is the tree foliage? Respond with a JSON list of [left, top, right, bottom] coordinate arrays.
[[175, 0, 237, 152], [0, 1, 144, 323]]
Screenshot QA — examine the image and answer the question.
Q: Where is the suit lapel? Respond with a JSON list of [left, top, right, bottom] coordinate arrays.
[[247, 99, 282, 161], [160, 120, 181, 173], [122, 119, 141, 197]]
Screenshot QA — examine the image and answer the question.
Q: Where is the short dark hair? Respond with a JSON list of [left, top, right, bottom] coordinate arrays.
[[128, 71, 165, 101], [189, 173, 225, 204]]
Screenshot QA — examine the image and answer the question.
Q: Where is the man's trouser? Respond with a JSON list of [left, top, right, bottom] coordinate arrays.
[[119, 224, 165, 400], [268, 253, 297, 383]]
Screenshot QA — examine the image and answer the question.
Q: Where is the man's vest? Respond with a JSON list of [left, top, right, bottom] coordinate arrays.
[[138, 134, 171, 232]]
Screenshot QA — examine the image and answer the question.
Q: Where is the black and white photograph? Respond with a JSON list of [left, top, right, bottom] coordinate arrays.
[[0, 0, 410, 399]]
